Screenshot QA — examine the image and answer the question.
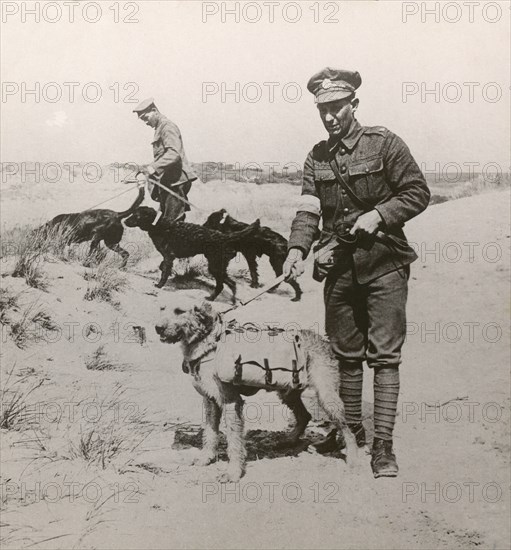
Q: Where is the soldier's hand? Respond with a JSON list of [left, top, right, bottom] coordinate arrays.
[[139, 164, 156, 177], [350, 210, 383, 237], [283, 248, 305, 281]]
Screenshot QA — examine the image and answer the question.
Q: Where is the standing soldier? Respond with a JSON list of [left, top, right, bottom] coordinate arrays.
[[283, 68, 430, 478], [133, 98, 197, 222]]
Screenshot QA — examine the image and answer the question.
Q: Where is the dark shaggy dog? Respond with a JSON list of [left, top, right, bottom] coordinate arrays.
[[203, 209, 302, 301], [155, 301, 355, 482], [124, 207, 260, 302], [34, 187, 145, 266]]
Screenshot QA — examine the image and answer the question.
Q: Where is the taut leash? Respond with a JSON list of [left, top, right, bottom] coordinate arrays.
[[121, 176, 205, 213], [221, 274, 286, 317], [220, 238, 336, 319]]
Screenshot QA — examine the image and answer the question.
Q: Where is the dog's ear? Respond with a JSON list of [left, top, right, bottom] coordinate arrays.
[[174, 307, 186, 315]]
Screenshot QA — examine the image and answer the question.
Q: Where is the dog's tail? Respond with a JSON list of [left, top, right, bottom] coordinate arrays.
[[117, 187, 145, 218], [220, 219, 261, 243]]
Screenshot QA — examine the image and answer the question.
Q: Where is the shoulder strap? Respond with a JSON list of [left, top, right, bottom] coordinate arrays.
[[328, 156, 374, 212]]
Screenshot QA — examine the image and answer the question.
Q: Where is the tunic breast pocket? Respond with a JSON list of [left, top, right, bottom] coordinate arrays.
[[314, 168, 338, 206], [348, 157, 386, 202]]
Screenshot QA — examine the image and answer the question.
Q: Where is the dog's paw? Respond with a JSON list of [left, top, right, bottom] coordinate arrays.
[[154, 282, 164, 289], [290, 295, 302, 302], [250, 282, 262, 289], [217, 469, 242, 484], [192, 454, 217, 467]]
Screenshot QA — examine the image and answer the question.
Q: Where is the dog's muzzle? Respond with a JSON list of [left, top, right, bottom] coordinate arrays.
[[155, 323, 181, 343]]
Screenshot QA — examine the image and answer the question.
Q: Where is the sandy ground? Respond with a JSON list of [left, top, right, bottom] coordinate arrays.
[[0, 182, 509, 549]]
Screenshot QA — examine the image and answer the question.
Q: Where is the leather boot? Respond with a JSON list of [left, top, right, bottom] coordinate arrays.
[[371, 438, 398, 478]]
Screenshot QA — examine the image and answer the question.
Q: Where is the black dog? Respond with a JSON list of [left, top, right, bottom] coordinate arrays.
[[35, 187, 145, 266], [203, 209, 302, 301], [124, 206, 260, 302]]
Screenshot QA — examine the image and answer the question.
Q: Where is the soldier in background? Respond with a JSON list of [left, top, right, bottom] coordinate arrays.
[[133, 98, 197, 222], [283, 68, 430, 478]]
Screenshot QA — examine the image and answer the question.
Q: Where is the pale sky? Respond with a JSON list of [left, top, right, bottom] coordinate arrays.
[[1, 0, 510, 171]]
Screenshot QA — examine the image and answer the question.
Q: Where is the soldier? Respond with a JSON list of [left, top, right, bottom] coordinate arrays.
[[283, 68, 430, 478], [133, 98, 198, 223]]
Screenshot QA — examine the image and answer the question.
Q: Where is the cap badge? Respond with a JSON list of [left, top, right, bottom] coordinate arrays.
[[322, 78, 334, 90]]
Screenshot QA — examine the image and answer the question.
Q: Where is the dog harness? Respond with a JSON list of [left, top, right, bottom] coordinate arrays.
[[183, 320, 308, 391]]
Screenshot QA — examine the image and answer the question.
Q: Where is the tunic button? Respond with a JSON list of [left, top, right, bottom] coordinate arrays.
[[340, 166, 347, 174], [343, 208, 349, 213], [365, 168, 370, 173], [340, 148, 346, 155]]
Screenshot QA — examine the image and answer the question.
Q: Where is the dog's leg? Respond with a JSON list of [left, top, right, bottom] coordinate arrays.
[[244, 252, 261, 288], [218, 395, 246, 483], [223, 275, 237, 305], [288, 279, 303, 302], [206, 277, 223, 302], [194, 397, 221, 466], [308, 363, 357, 466], [156, 256, 174, 288], [278, 389, 312, 444], [105, 241, 129, 268], [205, 258, 225, 302]]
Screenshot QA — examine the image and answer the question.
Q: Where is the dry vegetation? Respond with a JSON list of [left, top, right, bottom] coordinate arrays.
[[0, 169, 509, 549], [83, 261, 129, 306]]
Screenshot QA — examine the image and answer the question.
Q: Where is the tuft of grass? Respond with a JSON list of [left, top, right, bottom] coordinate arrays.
[[0, 364, 44, 430], [6, 223, 74, 290], [83, 262, 128, 305], [0, 287, 19, 325], [6, 298, 58, 349], [84, 345, 131, 372], [67, 385, 153, 470]]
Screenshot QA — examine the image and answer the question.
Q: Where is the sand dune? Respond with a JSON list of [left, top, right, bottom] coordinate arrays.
[[0, 184, 509, 549]]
